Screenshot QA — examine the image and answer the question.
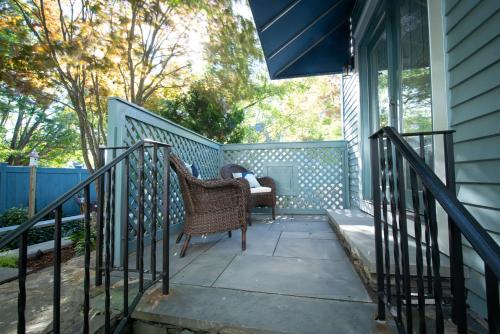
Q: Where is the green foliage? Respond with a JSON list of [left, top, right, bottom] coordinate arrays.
[[0, 207, 83, 251], [69, 227, 96, 256], [0, 85, 82, 166], [241, 75, 343, 143], [159, 80, 246, 143], [0, 207, 28, 227], [0, 254, 18, 268]]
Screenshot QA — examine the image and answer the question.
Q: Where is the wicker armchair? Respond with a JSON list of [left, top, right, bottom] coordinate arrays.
[[170, 155, 249, 257], [220, 164, 276, 220]]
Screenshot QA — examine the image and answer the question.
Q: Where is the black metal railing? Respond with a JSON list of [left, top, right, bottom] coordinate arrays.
[[370, 127, 500, 334], [0, 139, 171, 334]]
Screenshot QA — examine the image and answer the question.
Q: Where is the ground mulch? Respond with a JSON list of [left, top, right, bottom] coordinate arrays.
[[27, 247, 75, 272]]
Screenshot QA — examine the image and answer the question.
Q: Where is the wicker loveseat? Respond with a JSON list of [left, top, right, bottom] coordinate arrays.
[[170, 155, 249, 257], [220, 164, 276, 220]]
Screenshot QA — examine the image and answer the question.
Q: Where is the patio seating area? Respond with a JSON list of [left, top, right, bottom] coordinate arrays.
[[130, 213, 389, 334]]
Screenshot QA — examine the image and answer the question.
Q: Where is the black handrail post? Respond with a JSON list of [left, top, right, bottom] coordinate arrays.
[[151, 144, 158, 281], [395, 146, 413, 333], [444, 132, 467, 333], [53, 206, 62, 334], [95, 147, 105, 286], [18, 231, 28, 334], [83, 185, 91, 334], [138, 145, 145, 293], [485, 265, 499, 334], [122, 156, 130, 317], [162, 146, 171, 295], [104, 170, 112, 334], [370, 136, 385, 321]]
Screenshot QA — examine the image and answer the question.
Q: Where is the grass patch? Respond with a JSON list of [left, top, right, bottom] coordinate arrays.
[[0, 254, 18, 268]]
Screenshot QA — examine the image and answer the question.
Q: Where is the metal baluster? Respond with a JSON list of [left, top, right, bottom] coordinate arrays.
[[426, 190, 444, 334], [53, 206, 62, 334], [138, 145, 145, 292], [410, 169, 427, 333], [419, 135, 433, 295], [104, 170, 112, 334], [444, 132, 467, 333], [123, 156, 130, 317], [18, 231, 28, 334], [83, 185, 91, 334], [162, 146, 171, 295], [110, 150, 116, 269], [386, 140, 403, 326], [151, 145, 158, 281], [485, 265, 499, 334], [379, 137, 391, 306], [395, 148, 413, 333], [95, 148, 105, 286], [371, 137, 385, 321]]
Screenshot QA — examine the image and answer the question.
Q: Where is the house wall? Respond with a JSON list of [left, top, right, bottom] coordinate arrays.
[[342, 73, 361, 209], [443, 0, 500, 317], [343, 0, 500, 318]]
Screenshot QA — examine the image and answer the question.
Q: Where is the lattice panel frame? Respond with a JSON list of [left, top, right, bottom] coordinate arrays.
[[222, 143, 348, 211], [107, 98, 221, 246]]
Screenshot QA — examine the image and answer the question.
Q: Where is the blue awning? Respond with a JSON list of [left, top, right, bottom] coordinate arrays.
[[248, 0, 354, 79]]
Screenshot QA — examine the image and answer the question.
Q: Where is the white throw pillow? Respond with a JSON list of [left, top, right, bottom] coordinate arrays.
[[232, 172, 261, 188]]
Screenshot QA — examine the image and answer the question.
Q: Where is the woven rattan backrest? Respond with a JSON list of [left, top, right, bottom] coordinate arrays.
[[220, 164, 249, 179]]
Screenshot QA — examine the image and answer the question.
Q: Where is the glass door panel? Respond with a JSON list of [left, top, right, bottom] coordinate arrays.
[[369, 29, 390, 132]]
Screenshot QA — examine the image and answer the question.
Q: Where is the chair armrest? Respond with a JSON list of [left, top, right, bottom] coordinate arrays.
[[191, 178, 250, 192], [257, 177, 276, 190]]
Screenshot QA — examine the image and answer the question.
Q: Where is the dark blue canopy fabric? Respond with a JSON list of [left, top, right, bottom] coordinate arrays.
[[249, 0, 354, 79]]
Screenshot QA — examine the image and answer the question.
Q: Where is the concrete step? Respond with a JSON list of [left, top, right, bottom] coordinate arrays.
[[326, 209, 454, 287], [132, 283, 392, 334]]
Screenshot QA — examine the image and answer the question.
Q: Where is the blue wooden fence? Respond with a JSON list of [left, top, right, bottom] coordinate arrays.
[[0, 163, 96, 216]]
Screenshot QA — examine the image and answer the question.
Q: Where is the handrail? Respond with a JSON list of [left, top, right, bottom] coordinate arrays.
[[371, 127, 500, 279], [0, 139, 171, 250]]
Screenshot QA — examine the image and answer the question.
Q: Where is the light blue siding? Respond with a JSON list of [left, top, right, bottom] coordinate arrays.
[[445, 0, 500, 318], [341, 73, 361, 208]]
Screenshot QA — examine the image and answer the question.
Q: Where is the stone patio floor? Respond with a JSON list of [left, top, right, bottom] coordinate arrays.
[[131, 214, 392, 333]]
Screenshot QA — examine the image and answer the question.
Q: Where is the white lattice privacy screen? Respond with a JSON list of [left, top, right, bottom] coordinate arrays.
[[223, 142, 349, 213], [107, 98, 349, 254]]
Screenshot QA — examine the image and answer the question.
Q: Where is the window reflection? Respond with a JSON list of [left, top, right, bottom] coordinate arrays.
[[399, 0, 432, 133]]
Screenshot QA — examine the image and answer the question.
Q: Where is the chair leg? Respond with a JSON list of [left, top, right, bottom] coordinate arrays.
[[241, 228, 246, 251], [228, 231, 232, 238], [180, 235, 191, 258], [272, 205, 276, 220], [175, 231, 184, 244]]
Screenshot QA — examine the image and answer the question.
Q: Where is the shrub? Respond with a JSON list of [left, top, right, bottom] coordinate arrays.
[[0, 254, 18, 268], [0, 207, 83, 251], [0, 207, 28, 227], [69, 228, 96, 256]]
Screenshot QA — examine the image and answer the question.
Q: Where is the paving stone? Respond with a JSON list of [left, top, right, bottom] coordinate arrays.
[[208, 229, 281, 256], [280, 231, 337, 240], [133, 284, 384, 334], [274, 238, 347, 260], [213, 254, 372, 302], [171, 253, 235, 287], [0, 268, 18, 284], [269, 220, 333, 232]]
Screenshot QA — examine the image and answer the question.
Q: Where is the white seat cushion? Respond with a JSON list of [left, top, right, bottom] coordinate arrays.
[[250, 186, 272, 194]]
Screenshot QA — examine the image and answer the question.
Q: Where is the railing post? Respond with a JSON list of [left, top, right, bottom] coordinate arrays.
[[162, 146, 171, 295], [370, 136, 385, 321], [95, 147, 105, 286], [485, 265, 499, 334], [18, 231, 28, 334], [53, 206, 63, 334], [444, 132, 467, 333]]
